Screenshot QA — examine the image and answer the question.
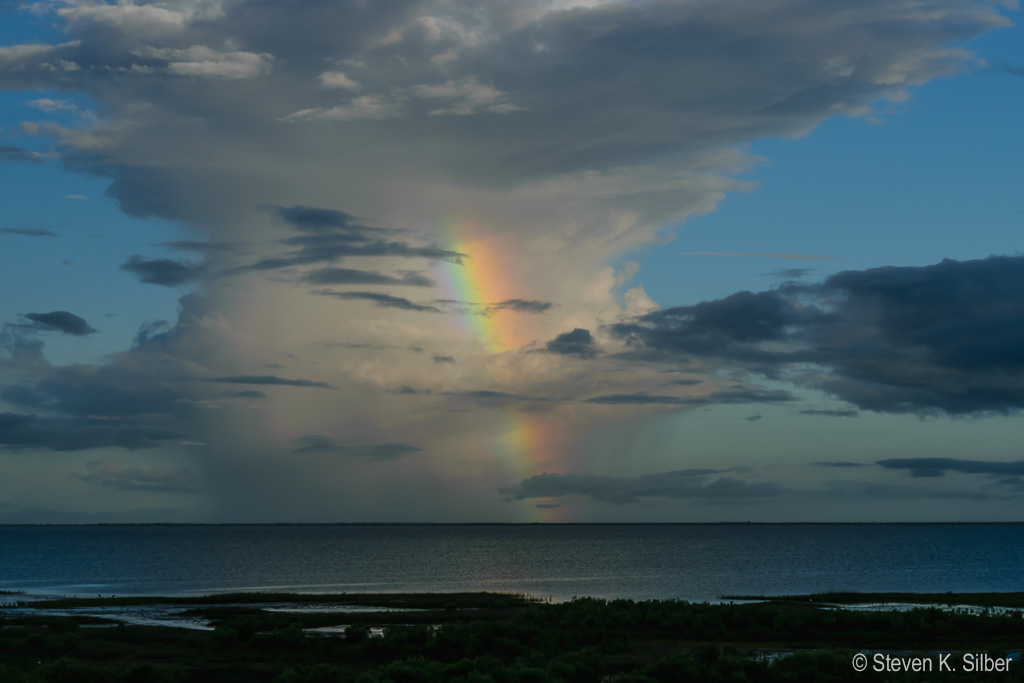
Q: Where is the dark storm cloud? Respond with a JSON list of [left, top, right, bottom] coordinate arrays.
[[432, 354, 455, 364], [800, 409, 859, 417], [436, 299, 555, 316], [74, 461, 202, 493], [304, 267, 435, 287], [611, 255, 1024, 416], [585, 388, 794, 406], [745, 415, 762, 422], [668, 379, 703, 386], [132, 320, 171, 347], [545, 328, 597, 359], [274, 205, 371, 233], [22, 311, 96, 336], [324, 341, 424, 352], [313, 290, 441, 313], [767, 268, 814, 279], [611, 289, 828, 356], [445, 390, 556, 404], [236, 205, 464, 272], [121, 255, 203, 287], [251, 236, 464, 270], [2, 296, 209, 433], [4, 363, 191, 419], [291, 435, 422, 461], [0, 144, 40, 163], [876, 458, 1024, 478], [0, 227, 56, 237], [157, 240, 241, 253], [501, 469, 786, 505], [202, 375, 335, 389], [223, 390, 267, 399], [0, 412, 185, 452], [490, 299, 553, 314]]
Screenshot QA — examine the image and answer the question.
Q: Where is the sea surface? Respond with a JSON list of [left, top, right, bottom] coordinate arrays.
[[2, 524, 1023, 602]]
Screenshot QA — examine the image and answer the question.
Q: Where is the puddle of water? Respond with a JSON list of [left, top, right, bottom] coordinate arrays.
[[0, 600, 426, 631], [830, 602, 1024, 616], [262, 604, 421, 614]]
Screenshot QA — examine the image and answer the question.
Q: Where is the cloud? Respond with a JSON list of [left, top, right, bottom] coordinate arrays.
[[223, 390, 267, 399], [800, 409, 859, 417], [318, 70, 360, 90], [0, 227, 56, 237], [0, 300, 211, 460], [22, 311, 97, 336], [314, 290, 442, 313], [611, 255, 1024, 415], [273, 205, 375, 233], [240, 205, 464, 271], [432, 354, 455, 364], [28, 98, 80, 113], [489, 299, 553, 314], [681, 251, 835, 260], [545, 328, 598, 359], [157, 240, 240, 252], [0, 144, 41, 163], [410, 76, 525, 116], [305, 267, 435, 287], [324, 342, 424, 353], [286, 76, 525, 121], [0, 0, 1013, 520], [201, 375, 335, 389], [56, 3, 194, 36], [73, 460, 202, 493], [121, 255, 203, 287], [291, 435, 422, 461], [435, 299, 554, 316], [0, 41, 80, 67], [501, 469, 785, 505], [876, 458, 1024, 478], [133, 45, 273, 79], [0, 412, 186, 452], [767, 268, 814, 279], [443, 389, 556, 406], [282, 95, 406, 122], [585, 388, 794, 406], [814, 461, 865, 468]]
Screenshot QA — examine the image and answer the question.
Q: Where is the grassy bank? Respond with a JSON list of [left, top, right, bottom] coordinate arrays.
[[2, 593, 1024, 681]]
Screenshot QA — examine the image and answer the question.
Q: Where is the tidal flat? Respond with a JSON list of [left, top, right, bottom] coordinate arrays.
[[2, 591, 1024, 681]]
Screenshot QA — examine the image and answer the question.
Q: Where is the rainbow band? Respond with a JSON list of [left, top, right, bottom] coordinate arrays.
[[435, 217, 569, 521]]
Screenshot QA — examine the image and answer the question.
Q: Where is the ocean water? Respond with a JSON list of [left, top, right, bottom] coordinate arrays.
[[1, 524, 1023, 602]]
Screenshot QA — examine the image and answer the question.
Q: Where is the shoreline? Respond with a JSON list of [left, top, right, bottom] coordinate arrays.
[[5, 590, 1024, 680], [4, 521, 1024, 526], [7, 589, 1024, 610]]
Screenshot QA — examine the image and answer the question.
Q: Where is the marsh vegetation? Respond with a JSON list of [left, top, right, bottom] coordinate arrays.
[[2, 592, 1023, 681]]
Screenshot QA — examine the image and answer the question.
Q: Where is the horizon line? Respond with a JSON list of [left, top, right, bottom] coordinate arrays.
[[2, 521, 1023, 527]]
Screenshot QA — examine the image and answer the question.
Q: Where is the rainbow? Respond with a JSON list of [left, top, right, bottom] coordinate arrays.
[[435, 216, 531, 353], [435, 216, 571, 521]]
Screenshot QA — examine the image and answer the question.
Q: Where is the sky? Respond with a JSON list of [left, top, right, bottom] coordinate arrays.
[[1, 0, 1022, 523]]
